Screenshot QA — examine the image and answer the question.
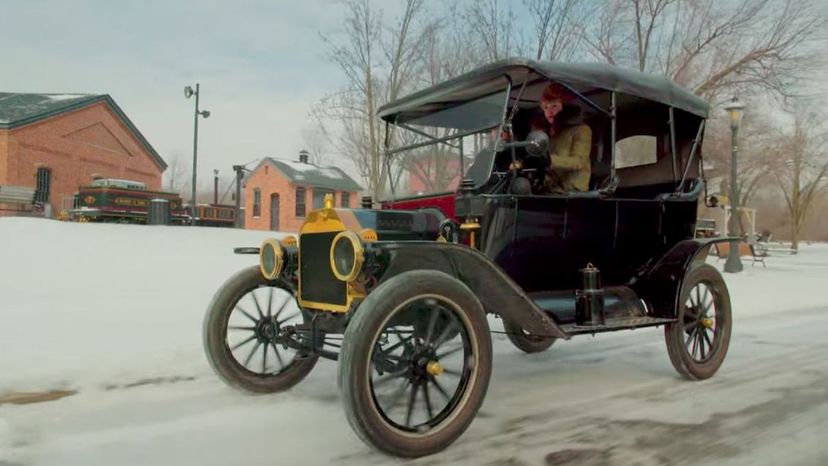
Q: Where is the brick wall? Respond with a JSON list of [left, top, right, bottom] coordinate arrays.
[[0, 102, 164, 216], [0, 130, 8, 184], [243, 160, 358, 233]]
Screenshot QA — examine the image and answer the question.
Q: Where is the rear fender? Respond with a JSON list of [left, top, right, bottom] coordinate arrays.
[[370, 242, 566, 339], [632, 237, 735, 318]]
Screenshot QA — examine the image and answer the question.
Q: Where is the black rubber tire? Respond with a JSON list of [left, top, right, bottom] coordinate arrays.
[[665, 264, 732, 380], [338, 270, 492, 458], [203, 266, 318, 393], [503, 319, 556, 353]]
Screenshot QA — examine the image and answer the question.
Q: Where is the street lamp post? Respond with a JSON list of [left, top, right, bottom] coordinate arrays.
[[184, 84, 210, 225], [724, 96, 745, 273]]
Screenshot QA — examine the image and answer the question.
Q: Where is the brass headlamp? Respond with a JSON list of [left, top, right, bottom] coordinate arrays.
[[259, 238, 285, 280], [329, 231, 365, 282]]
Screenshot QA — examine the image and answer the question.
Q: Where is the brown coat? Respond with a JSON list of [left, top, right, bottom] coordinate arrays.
[[544, 123, 592, 193]]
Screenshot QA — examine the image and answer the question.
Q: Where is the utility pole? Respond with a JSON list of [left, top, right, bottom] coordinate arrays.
[[233, 165, 244, 228], [184, 83, 210, 225]]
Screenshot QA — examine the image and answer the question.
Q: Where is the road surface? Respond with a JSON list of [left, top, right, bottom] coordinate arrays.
[[3, 306, 827, 466]]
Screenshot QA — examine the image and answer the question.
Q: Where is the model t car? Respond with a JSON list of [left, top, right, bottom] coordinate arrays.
[[203, 58, 732, 458]]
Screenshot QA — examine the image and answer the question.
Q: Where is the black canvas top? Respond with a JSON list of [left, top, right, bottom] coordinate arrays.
[[378, 58, 709, 124]]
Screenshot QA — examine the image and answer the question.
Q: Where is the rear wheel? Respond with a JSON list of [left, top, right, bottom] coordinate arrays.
[[665, 264, 732, 380], [203, 266, 318, 393], [339, 271, 492, 458], [503, 319, 556, 353]]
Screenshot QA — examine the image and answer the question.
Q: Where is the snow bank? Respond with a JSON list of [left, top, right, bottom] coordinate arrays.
[[705, 244, 828, 317], [0, 218, 282, 392], [1, 216, 827, 394]]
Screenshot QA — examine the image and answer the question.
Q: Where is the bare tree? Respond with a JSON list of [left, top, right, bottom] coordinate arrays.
[[584, 0, 827, 99], [163, 151, 189, 194], [524, 0, 590, 61], [769, 102, 828, 251], [300, 126, 332, 166], [318, 0, 432, 199], [705, 110, 780, 208], [466, 0, 521, 61]]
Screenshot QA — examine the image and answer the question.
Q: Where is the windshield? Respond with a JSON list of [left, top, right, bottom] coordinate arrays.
[[383, 87, 509, 198], [403, 88, 510, 131]]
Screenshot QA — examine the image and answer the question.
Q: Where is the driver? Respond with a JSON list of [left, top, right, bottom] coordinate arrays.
[[536, 83, 592, 193]]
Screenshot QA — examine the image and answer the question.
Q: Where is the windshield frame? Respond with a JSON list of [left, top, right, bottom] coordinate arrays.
[[382, 78, 514, 200]]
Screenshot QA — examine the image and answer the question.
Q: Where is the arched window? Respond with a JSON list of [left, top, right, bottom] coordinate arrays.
[[252, 188, 262, 217], [295, 187, 306, 217], [34, 167, 52, 203]]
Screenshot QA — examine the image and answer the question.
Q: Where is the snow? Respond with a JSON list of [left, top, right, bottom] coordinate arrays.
[[0, 219, 280, 392], [319, 167, 346, 180], [277, 159, 317, 172], [1, 217, 828, 465], [272, 158, 348, 180], [42, 94, 89, 102]]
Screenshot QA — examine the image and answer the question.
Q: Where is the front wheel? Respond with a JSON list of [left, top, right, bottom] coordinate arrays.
[[339, 270, 492, 458], [203, 266, 318, 393], [664, 264, 732, 380]]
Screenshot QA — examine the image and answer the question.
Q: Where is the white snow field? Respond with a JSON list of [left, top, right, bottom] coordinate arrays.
[[2, 217, 828, 465]]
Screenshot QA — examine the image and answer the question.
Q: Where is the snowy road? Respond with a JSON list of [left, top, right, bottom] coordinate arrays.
[[4, 306, 828, 466], [2, 219, 828, 465]]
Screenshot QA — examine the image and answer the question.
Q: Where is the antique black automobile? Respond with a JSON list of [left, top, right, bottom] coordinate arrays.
[[203, 58, 732, 458]]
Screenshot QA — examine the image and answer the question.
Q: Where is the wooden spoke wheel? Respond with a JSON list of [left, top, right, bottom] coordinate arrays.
[[665, 264, 732, 380], [203, 266, 318, 393], [339, 271, 492, 458]]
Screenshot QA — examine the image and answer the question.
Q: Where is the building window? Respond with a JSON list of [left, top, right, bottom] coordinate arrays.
[[312, 188, 334, 209], [34, 167, 51, 203], [295, 187, 306, 217], [340, 192, 350, 208], [253, 188, 261, 217]]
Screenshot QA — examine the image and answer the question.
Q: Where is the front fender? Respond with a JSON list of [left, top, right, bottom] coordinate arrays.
[[632, 237, 735, 318], [370, 242, 566, 339]]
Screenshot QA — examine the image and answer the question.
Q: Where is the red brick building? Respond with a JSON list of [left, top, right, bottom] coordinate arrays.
[[244, 152, 361, 232], [0, 93, 166, 216]]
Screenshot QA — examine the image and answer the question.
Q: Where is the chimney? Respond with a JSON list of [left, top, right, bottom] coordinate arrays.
[[299, 149, 309, 164]]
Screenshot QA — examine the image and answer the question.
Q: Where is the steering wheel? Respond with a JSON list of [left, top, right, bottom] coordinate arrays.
[[512, 130, 549, 193]]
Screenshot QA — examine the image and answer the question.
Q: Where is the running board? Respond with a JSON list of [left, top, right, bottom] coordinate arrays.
[[562, 316, 676, 336]]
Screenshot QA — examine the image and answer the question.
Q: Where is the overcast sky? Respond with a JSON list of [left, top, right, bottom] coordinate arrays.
[[0, 0, 371, 190], [3, 0, 826, 193]]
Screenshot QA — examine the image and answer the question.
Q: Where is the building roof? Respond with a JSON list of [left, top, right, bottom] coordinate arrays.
[[0, 92, 167, 170], [255, 157, 361, 192]]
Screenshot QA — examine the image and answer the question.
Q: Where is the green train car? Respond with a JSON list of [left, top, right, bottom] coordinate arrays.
[[69, 178, 236, 227], [70, 179, 187, 224]]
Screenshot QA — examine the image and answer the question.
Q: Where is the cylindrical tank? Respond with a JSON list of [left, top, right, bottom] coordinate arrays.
[[148, 198, 170, 225], [576, 263, 605, 325]]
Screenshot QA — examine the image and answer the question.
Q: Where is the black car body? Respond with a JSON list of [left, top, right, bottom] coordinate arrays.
[[203, 58, 733, 458]]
